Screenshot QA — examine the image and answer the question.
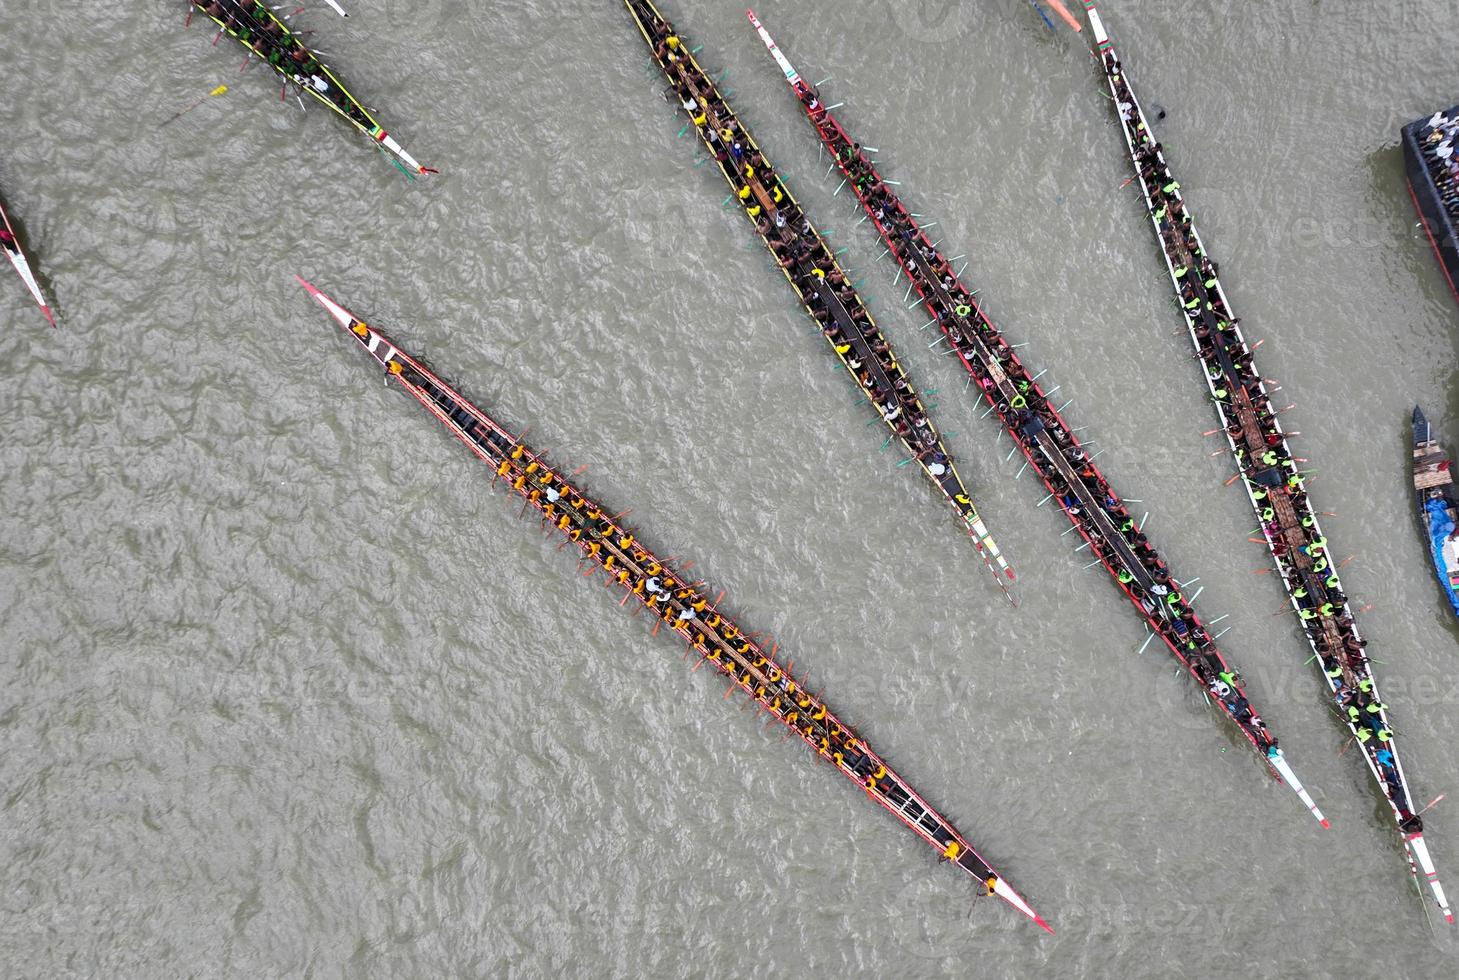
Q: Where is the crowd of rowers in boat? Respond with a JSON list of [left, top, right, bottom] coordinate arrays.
[[191, 0, 370, 126], [404, 357, 947, 809], [646, 14, 1274, 749], [1417, 109, 1459, 215], [1100, 57, 1410, 790], [649, 33, 951, 468], [784, 88, 1278, 746]]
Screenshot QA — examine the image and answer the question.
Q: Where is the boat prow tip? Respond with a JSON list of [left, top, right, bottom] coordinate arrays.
[[295, 276, 358, 329]]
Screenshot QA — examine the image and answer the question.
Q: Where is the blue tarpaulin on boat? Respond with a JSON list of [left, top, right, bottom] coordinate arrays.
[[1425, 497, 1459, 616]]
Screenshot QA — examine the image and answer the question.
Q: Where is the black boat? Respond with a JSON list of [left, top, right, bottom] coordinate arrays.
[[1401, 108, 1459, 306], [1413, 406, 1459, 619]]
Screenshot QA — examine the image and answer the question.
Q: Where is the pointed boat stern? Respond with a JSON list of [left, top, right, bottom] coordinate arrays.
[[296, 276, 359, 330], [1414, 405, 1431, 448], [991, 877, 1054, 934], [4, 236, 54, 327], [297, 276, 401, 371], [1406, 833, 1455, 923], [375, 131, 435, 176], [747, 10, 807, 89], [1082, 0, 1111, 45], [1267, 748, 1329, 828]]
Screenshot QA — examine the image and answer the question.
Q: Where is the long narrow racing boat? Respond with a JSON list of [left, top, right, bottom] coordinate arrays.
[[1412, 406, 1459, 620], [184, 1, 434, 177], [747, 10, 1326, 825], [301, 277, 1051, 933], [621, 0, 1017, 603], [1081, 0, 1450, 921], [0, 189, 54, 328]]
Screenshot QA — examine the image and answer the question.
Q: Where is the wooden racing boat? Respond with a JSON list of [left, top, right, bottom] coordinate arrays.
[[620, 0, 1018, 603], [1082, 0, 1450, 922], [301, 277, 1052, 933], [747, 8, 1328, 825], [185, 1, 434, 177]]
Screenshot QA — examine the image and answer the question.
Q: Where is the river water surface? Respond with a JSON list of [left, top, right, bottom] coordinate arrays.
[[3, 1, 1459, 977]]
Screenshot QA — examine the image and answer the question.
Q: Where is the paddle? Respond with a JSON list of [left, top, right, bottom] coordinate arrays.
[[159, 85, 228, 127], [1417, 793, 1446, 817], [1045, 0, 1083, 32]]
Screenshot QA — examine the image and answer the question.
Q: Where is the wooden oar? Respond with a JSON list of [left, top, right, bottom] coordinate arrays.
[[1046, 0, 1083, 31], [1417, 792, 1446, 817], [159, 85, 228, 127]]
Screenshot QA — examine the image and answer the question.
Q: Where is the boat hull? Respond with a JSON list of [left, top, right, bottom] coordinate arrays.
[[0, 197, 54, 327], [303, 275, 1050, 933], [186, 0, 430, 175], [747, 7, 1323, 820], [1413, 406, 1459, 619], [1402, 110, 1459, 307]]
